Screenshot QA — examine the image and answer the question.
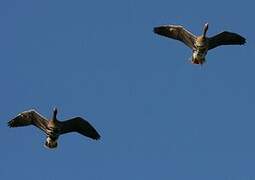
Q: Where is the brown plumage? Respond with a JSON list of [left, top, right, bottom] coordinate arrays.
[[154, 23, 246, 65], [8, 108, 100, 149]]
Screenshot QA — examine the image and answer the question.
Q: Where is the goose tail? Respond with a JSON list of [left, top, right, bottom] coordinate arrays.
[[44, 137, 58, 149]]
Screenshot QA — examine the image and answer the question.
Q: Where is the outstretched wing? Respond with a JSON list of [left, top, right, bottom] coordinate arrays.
[[8, 109, 48, 133], [208, 31, 246, 50], [59, 117, 100, 140], [154, 25, 196, 49]]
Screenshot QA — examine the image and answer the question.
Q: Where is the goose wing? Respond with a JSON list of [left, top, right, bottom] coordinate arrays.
[[154, 25, 196, 49], [59, 117, 100, 140], [208, 31, 246, 50], [8, 109, 48, 133]]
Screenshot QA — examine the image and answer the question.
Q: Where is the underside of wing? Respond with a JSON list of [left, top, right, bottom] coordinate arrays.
[[208, 31, 246, 50], [8, 109, 48, 133], [60, 117, 100, 140], [154, 25, 196, 49]]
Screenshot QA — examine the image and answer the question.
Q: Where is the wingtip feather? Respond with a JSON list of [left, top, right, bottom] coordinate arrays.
[[7, 120, 14, 127], [153, 27, 159, 34], [93, 133, 101, 140], [153, 26, 166, 35]]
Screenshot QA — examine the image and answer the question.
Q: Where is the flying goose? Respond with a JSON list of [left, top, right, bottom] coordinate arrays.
[[8, 108, 100, 149], [153, 23, 246, 65]]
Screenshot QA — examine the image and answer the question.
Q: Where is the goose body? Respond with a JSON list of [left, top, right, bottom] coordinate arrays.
[[8, 108, 100, 149], [154, 23, 246, 65]]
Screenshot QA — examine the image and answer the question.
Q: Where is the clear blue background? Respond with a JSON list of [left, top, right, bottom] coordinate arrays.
[[1, 0, 254, 179]]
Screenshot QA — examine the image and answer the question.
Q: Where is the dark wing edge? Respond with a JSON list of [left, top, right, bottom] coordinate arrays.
[[8, 109, 48, 133], [208, 31, 246, 50], [60, 117, 101, 140], [153, 25, 196, 49]]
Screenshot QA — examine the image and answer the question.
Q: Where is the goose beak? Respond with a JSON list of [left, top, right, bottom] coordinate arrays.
[[205, 23, 209, 29]]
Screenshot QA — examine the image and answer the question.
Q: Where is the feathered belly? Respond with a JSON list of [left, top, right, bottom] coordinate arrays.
[[46, 127, 60, 139], [192, 49, 207, 64]]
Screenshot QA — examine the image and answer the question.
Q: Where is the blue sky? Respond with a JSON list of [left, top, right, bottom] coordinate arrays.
[[1, 0, 254, 179]]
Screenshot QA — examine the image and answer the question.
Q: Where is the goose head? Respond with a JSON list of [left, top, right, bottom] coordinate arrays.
[[202, 23, 209, 38], [52, 107, 58, 121], [195, 23, 209, 47]]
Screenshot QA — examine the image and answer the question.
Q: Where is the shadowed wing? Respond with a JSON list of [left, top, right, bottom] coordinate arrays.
[[59, 117, 100, 140], [208, 31, 246, 50], [154, 25, 196, 49], [8, 110, 49, 133]]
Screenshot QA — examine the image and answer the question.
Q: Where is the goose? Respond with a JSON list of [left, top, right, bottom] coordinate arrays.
[[153, 23, 246, 65], [8, 108, 100, 149]]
